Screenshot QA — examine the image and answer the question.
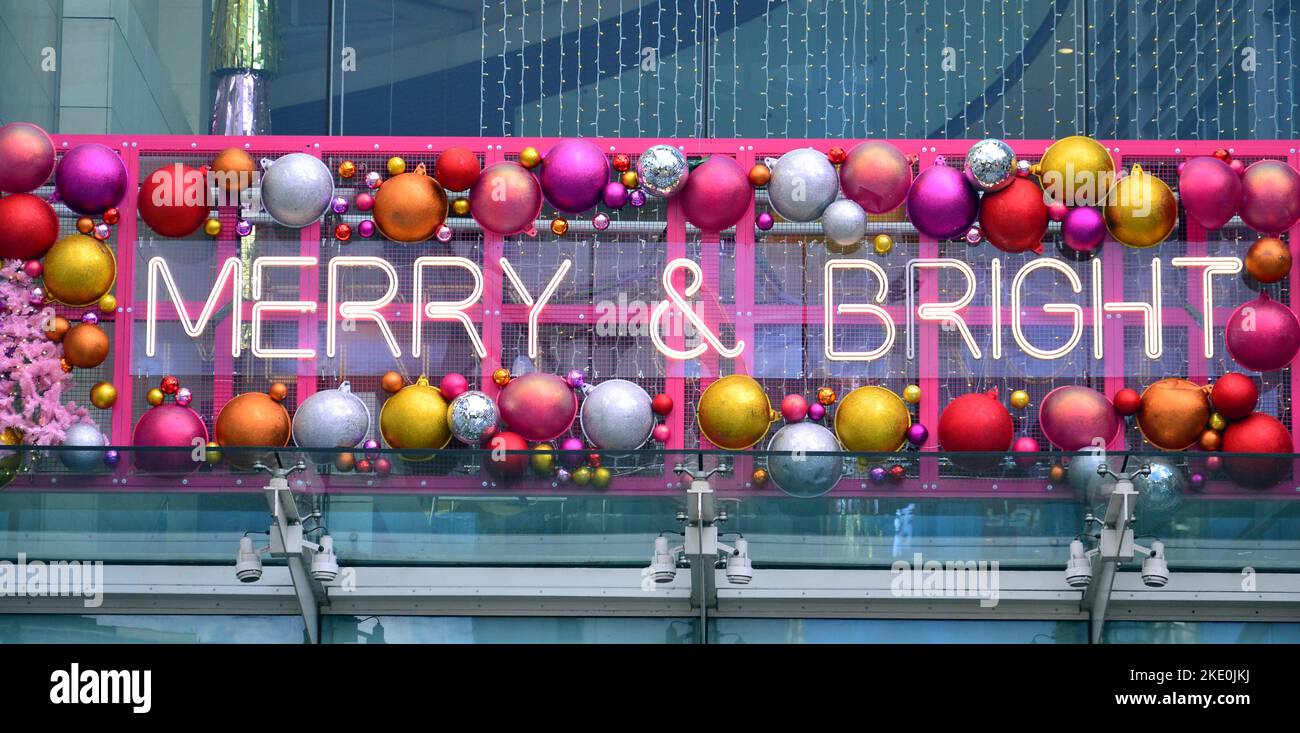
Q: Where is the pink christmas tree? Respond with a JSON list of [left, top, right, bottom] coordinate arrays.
[[0, 259, 88, 444]]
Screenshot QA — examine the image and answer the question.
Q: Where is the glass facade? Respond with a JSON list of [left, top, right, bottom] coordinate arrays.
[[0, 614, 307, 643]]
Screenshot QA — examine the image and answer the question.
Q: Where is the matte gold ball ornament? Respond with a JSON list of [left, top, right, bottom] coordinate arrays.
[[834, 386, 911, 453], [1104, 164, 1178, 248], [696, 374, 778, 450], [89, 381, 117, 409], [872, 233, 893, 255], [379, 375, 452, 459], [204, 218, 222, 236], [0, 427, 23, 489], [41, 234, 116, 307], [1036, 135, 1116, 206], [62, 323, 109, 369], [530, 443, 556, 475], [386, 156, 407, 176], [97, 294, 117, 313], [452, 198, 470, 216], [519, 146, 542, 169], [205, 442, 223, 464], [1010, 390, 1030, 409], [902, 385, 921, 404], [146, 388, 165, 406], [620, 171, 639, 189]]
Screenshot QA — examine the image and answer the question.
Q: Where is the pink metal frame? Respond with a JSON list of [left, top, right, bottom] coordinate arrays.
[[33, 136, 1300, 500]]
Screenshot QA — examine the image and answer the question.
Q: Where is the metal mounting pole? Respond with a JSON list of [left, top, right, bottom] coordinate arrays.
[[1083, 462, 1148, 644], [258, 461, 325, 644]]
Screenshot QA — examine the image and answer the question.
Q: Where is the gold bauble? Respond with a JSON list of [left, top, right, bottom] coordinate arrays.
[[492, 368, 512, 386], [89, 381, 118, 409], [387, 156, 407, 175], [1037, 135, 1116, 206], [1208, 412, 1228, 431], [452, 198, 470, 216], [1104, 165, 1178, 248], [748, 163, 771, 187], [98, 293, 117, 313], [751, 467, 768, 486], [833, 386, 910, 453], [621, 170, 639, 189], [519, 146, 542, 169], [1010, 389, 1030, 409], [872, 233, 893, 255], [379, 375, 451, 459], [550, 217, 569, 236], [42, 234, 116, 307], [572, 466, 592, 485], [372, 168, 448, 242], [205, 442, 223, 464], [1245, 237, 1292, 284], [591, 466, 612, 488], [902, 384, 921, 404], [146, 388, 165, 406], [0, 427, 23, 489], [338, 160, 357, 179], [1136, 378, 1211, 451], [696, 374, 777, 450], [380, 370, 405, 394], [530, 443, 556, 475], [204, 218, 222, 236]]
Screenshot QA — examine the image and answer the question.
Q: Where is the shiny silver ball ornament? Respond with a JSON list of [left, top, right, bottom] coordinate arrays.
[[1068, 452, 1118, 502], [447, 390, 499, 445], [1131, 458, 1184, 526], [292, 381, 371, 449], [820, 199, 867, 247], [637, 144, 690, 197], [963, 138, 1017, 192], [59, 421, 107, 472], [579, 379, 655, 451], [259, 153, 334, 228], [767, 148, 840, 222], [766, 422, 844, 498]]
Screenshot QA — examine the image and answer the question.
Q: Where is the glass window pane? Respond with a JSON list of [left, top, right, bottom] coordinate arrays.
[[0, 614, 306, 643], [323, 615, 699, 643]]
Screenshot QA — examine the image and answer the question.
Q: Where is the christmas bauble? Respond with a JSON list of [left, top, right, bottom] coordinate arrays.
[[636, 144, 690, 197], [679, 156, 750, 232], [1239, 160, 1300, 235], [1210, 373, 1259, 420], [292, 381, 371, 449], [54, 143, 129, 215], [62, 323, 109, 368], [447, 390, 499, 444], [766, 422, 844, 498], [138, 164, 210, 237], [379, 376, 451, 459], [1038, 385, 1119, 451], [768, 148, 839, 222], [1225, 292, 1300, 372], [579, 379, 655, 450], [964, 138, 1017, 192], [1178, 156, 1241, 230], [90, 381, 117, 409], [697, 374, 777, 450], [820, 199, 867, 248], [1037, 136, 1115, 206], [434, 146, 480, 192], [0, 193, 59, 259], [0, 428, 23, 489], [133, 403, 209, 475], [979, 176, 1048, 253], [58, 422, 107, 473], [1112, 388, 1141, 416], [907, 161, 980, 240], [1104, 165, 1178, 248], [469, 161, 543, 235], [260, 153, 334, 228], [1244, 237, 1291, 283], [496, 372, 577, 442], [538, 139, 610, 214], [373, 167, 448, 242], [212, 147, 257, 194], [1131, 459, 1185, 525], [1068, 452, 1118, 500], [1222, 412, 1292, 488], [833, 386, 910, 453], [1061, 205, 1107, 252], [1137, 378, 1211, 450], [484, 431, 529, 479], [215, 391, 292, 466], [938, 389, 1013, 469], [0, 122, 56, 193], [838, 141, 912, 214], [42, 234, 117, 307]]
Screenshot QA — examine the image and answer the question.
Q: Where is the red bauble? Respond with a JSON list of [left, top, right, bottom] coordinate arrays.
[[978, 176, 1048, 253], [434, 147, 481, 192], [1210, 372, 1259, 420], [939, 389, 1014, 470], [651, 393, 674, 416], [1112, 388, 1141, 416], [138, 164, 209, 237], [0, 193, 60, 259], [485, 431, 529, 478], [1221, 412, 1292, 489]]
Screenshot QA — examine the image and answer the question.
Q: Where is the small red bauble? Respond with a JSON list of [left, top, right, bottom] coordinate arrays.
[[827, 147, 847, 165], [160, 376, 180, 395], [612, 153, 631, 172], [102, 207, 120, 225], [356, 458, 373, 473], [651, 393, 673, 416], [1112, 388, 1142, 416], [433, 146, 481, 192], [1210, 372, 1258, 421], [587, 453, 602, 468], [334, 223, 352, 241], [888, 464, 906, 482]]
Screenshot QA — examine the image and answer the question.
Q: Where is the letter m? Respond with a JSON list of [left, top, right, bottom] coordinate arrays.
[[147, 256, 243, 357]]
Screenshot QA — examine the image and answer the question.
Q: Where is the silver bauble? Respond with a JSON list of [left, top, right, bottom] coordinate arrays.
[[292, 381, 371, 449], [1068, 452, 1118, 500], [447, 390, 499, 445], [963, 138, 1017, 192], [767, 148, 840, 222], [637, 144, 690, 197], [259, 153, 334, 228], [820, 199, 867, 247], [766, 422, 844, 498], [579, 379, 654, 450], [59, 421, 106, 472], [1131, 458, 1184, 526]]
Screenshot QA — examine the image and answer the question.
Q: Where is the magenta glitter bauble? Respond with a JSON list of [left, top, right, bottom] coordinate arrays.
[[839, 141, 913, 214], [538, 139, 611, 214], [1062, 206, 1107, 252], [0, 122, 56, 193], [679, 156, 751, 233], [470, 161, 543, 236], [1038, 385, 1120, 450], [495, 372, 578, 442], [1178, 156, 1242, 230], [906, 161, 979, 240], [1225, 291, 1300, 372], [54, 143, 129, 215], [439, 372, 470, 400], [1239, 159, 1300, 235], [559, 436, 587, 468], [628, 189, 647, 207], [602, 181, 628, 208], [1012, 436, 1040, 468], [132, 403, 209, 475]]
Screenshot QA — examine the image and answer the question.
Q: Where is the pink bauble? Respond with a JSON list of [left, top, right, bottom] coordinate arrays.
[[1179, 156, 1242, 230], [1038, 385, 1120, 450], [1225, 292, 1300, 372], [780, 393, 809, 422], [839, 141, 912, 214], [808, 403, 825, 421], [906, 161, 980, 240], [54, 143, 129, 215], [679, 156, 751, 233], [439, 373, 469, 400], [132, 403, 210, 475], [1239, 160, 1300, 235], [1062, 206, 1107, 252], [0, 122, 56, 193], [538, 139, 611, 214], [1047, 202, 1069, 222], [354, 192, 375, 212], [495, 372, 578, 442], [559, 436, 586, 468], [603, 181, 628, 208], [652, 424, 671, 443], [470, 161, 543, 235], [1012, 436, 1040, 469]]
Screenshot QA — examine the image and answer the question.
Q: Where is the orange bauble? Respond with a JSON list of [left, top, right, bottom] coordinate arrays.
[[62, 323, 109, 368], [380, 371, 405, 394], [44, 315, 70, 342], [372, 167, 448, 242], [215, 392, 292, 466], [1245, 237, 1292, 284], [1136, 378, 1211, 450], [211, 147, 257, 194]]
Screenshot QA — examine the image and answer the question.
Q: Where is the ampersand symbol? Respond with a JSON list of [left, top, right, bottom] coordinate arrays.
[[650, 258, 744, 360]]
